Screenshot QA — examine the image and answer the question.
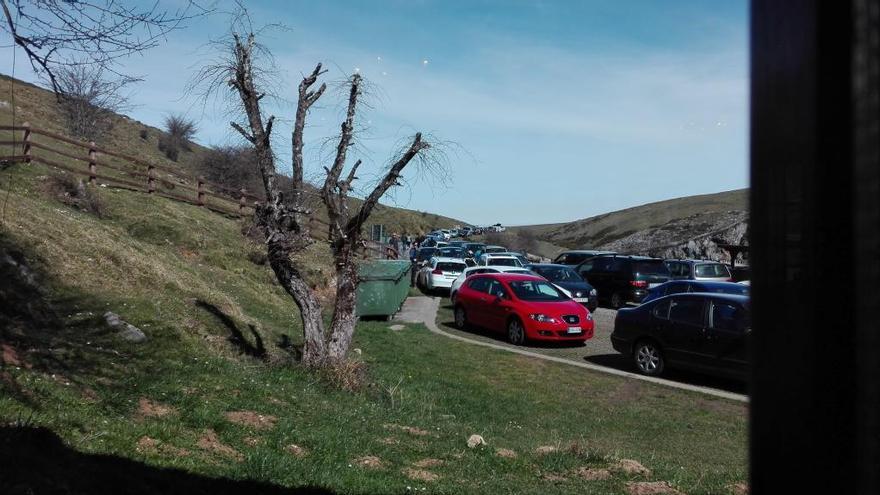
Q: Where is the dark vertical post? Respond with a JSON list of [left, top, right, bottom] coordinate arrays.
[[147, 165, 156, 194], [751, 1, 879, 493], [21, 122, 31, 164], [197, 177, 205, 207], [87, 141, 97, 185]]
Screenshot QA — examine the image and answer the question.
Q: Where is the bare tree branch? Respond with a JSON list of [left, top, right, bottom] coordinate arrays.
[[292, 63, 326, 206]]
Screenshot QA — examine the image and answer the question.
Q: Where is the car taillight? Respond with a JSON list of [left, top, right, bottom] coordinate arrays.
[[630, 280, 648, 288], [432, 268, 443, 275]]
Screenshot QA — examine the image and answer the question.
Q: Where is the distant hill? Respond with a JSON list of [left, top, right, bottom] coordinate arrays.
[[512, 189, 749, 261], [0, 73, 463, 236]]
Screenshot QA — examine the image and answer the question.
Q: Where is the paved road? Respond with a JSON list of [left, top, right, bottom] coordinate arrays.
[[397, 295, 748, 402]]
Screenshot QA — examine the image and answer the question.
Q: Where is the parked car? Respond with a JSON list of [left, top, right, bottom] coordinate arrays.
[[528, 263, 599, 312], [576, 255, 671, 308], [553, 250, 616, 266], [415, 247, 438, 266], [460, 226, 473, 237], [417, 257, 468, 291], [477, 254, 523, 267], [436, 247, 476, 265], [641, 280, 750, 304], [611, 293, 750, 379], [447, 240, 467, 248], [450, 265, 535, 303], [453, 273, 594, 345], [494, 251, 530, 266], [665, 259, 733, 282], [484, 245, 507, 254]]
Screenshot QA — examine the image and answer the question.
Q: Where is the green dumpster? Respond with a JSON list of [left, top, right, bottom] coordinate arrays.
[[356, 260, 412, 318]]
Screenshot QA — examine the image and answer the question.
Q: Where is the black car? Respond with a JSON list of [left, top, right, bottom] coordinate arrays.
[[415, 247, 437, 265], [611, 293, 750, 379], [528, 263, 599, 312], [552, 250, 616, 266], [641, 280, 750, 304], [576, 255, 670, 308]]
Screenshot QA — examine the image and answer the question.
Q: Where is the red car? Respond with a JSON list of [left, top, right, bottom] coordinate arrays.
[[453, 273, 594, 345]]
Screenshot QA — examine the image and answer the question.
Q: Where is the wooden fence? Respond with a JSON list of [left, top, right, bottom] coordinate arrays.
[[0, 122, 399, 259]]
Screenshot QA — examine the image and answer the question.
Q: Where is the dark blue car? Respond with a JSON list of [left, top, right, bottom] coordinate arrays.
[[640, 280, 749, 305], [528, 263, 599, 312]]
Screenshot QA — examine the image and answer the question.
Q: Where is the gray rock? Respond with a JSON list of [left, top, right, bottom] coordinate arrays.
[[104, 311, 147, 343]]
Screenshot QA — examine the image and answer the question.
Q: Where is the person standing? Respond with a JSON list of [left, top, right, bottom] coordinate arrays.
[[409, 242, 419, 287]]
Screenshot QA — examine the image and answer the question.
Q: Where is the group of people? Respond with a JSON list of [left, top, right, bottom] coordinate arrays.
[[382, 232, 430, 287]]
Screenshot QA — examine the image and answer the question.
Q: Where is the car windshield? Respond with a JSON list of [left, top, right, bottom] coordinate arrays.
[[508, 280, 567, 301], [695, 263, 732, 278], [438, 248, 466, 258], [487, 257, 520, 267], [632, 260, 669, 276], [436, 262, 466, 273], [536, 266, 582, 282]]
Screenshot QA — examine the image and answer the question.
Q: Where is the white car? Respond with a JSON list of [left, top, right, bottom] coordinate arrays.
[[449, 265, 534, 303], [417, 257, 468, 291], [477, 254, 523, 267]]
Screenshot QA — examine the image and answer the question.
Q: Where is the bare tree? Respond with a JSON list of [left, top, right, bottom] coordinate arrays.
[[1, 0, 210, 96], [158, 114, 198, 161], [54, 64, 132, 141], [195, 25, 440, 366]]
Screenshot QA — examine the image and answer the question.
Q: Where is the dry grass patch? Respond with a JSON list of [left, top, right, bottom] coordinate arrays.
[[574, 467, 612, 481], [412, 458, 444, 468], [196, 429, 243, 461], [402, 468, 439, 482], [535, 445, 558, 455], [136, 398, 175, 419], [353, 455, 384, 469], [136, 436, 191, 457], [225, 410, 277, 430], [495, 448, 517, 458], [624, 481, 684, 495], [384, 423, 432, 437], [285, 444, 308, 458], [614, 459, 651, 477]]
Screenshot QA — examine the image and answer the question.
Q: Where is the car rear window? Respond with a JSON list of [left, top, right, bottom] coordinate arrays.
[[695, 263, 732, 278], [632, 260, 670, 277], [437, 262, 466, 272], [487, 257, 519, 267], [417, 248, 436, 261], [486, 247, 506, 253]]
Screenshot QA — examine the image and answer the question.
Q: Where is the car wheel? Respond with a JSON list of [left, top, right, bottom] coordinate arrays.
[[454, 306, 468, 329], [633, 340, 665, 376], [507, 318, 526, 345], [610, 292, 624, 309]]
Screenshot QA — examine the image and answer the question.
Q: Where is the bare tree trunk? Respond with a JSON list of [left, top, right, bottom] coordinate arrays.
[[327, 253, 359, 361]]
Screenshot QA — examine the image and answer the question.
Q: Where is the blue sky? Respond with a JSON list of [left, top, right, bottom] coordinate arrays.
[[6, 0, 749, 226]]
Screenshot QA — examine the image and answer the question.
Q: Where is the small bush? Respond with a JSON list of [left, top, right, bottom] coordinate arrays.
[[42, 175, 105, 218], [158, 114, 197, 162], [139, 128, 149, 140], [198, 145, 262, 194]]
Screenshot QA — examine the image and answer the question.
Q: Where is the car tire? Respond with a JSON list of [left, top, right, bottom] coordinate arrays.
[[454, 305, 468, 329], [610, 292, 624, 309], [633, 339, 665, 376], [507, 318, 526, 346]]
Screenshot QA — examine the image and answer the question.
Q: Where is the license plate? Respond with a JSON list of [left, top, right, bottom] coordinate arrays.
[[574, 297, 590, 302], [567, 327, 582, 334]]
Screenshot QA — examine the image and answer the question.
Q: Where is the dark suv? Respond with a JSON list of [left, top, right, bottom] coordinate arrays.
[[576, 255, 671, 308], [552, 250, 616, 266]]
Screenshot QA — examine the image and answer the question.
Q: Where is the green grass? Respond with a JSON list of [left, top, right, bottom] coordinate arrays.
[[1, 145, 746, 493]]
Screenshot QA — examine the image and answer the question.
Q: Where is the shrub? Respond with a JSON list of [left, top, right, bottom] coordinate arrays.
[[158, 114, 197, 161], [320, 359, 369, 392], [55, 65, 132, 142], [198, 145, 262, 195], [139, 128, 149, 140], [42, 175, 105, 218]]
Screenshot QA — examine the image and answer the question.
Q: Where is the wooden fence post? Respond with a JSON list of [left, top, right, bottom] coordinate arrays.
[[22, 122, 32, 164], [147, 165, 156, 194], [239, 188, 246, 217], [88, 141, 97, 185], [197, 177, 205, 206]]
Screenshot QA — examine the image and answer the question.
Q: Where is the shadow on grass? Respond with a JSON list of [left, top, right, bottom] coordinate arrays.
[[194, 300, 266, 360], [584, 353, 748, 395], [0, 425, 335, 495]]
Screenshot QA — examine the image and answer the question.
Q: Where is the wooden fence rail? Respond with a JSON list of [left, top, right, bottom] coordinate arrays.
[[0, 123, 397, 260]]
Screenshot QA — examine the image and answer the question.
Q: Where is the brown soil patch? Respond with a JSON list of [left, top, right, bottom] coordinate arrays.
[[137, 398, 176, 418], [225, 411, 277, 430], [178, 247, 200, 260], [81, 387, 100, 402], [267, 397, 288, 406], [197, 429, 243, 461], [535, 445, 558, 455], [412, 458, 444, 468], [624, 481, 684, 495], [574, 467, 612, 481], [384, 423, 431, 436], [285, 444, 308, 458], [136, 436, 191, 457], [615, 459, 651, 476], [1, 343, 23, 367], [729, 482, 749, 495], [353, 455, 384, 469], [495, 448, 517, 458], [402, 468, 439, 482], [379, 437, 400, 445]]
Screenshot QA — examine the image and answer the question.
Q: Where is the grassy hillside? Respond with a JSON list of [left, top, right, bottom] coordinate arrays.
[[0, 74, 462, 235], [512, 189, 748, 253]]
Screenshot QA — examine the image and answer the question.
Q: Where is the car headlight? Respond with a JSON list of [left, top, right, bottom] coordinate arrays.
[[529, 313, 558, 323], [590, 289, 597, 296], [575, 291, 583, 298]]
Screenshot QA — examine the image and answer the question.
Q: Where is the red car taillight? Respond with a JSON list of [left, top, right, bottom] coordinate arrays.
[[630, 280, 648, 288], [432, 268, 443, 275]]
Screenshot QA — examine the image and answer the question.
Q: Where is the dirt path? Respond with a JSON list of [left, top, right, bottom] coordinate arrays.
[[395, 296, 748, 403]]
